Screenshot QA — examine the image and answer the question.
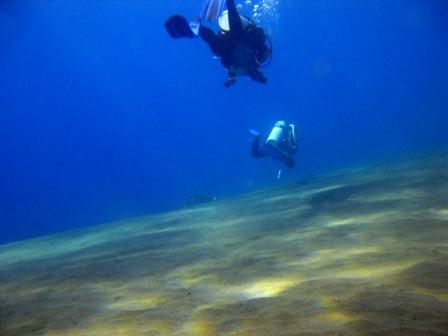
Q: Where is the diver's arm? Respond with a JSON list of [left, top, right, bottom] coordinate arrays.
[[226, 0, 243, 36], [288, 124, 297, 154]]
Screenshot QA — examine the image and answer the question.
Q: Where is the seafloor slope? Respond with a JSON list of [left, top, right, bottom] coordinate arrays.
[[0, 154, 447, 336]]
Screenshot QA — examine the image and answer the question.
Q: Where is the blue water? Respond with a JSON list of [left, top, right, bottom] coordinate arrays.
[[1, 0, 447, 244]]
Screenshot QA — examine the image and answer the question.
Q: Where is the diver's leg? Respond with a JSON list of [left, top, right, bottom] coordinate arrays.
[[226, 0, 243, 36], [274, 149, 295, 169], [251, 136, 267, 158], [248, 70, 267, 84], [286, 156, 295, 169], [199, 26, 224, 56]]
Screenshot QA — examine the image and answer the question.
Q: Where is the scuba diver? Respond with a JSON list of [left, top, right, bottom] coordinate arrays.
[[165, 0, 272, 87], [251, 121, 297, 169]]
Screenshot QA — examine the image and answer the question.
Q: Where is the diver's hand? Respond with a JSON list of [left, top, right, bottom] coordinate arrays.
[[224, 76, 237, 87], [189, 17, 201, 37]]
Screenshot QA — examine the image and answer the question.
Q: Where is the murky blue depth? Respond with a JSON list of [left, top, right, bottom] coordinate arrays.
[[0, 0, 447, 243]]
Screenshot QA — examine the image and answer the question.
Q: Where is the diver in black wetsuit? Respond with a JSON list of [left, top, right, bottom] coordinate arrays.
[[251, 121, 297, 169], [165, 0, 271, 87]]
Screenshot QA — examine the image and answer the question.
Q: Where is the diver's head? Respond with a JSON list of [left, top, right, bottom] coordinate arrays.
[[218, 10, 252, 32]]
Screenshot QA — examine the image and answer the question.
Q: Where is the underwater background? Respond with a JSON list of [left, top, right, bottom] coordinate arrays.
[[1, 0, 447, 244]]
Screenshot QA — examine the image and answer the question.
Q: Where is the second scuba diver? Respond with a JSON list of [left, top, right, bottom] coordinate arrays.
[[251, 121, 297, 169], [165, 0, 272, 87]]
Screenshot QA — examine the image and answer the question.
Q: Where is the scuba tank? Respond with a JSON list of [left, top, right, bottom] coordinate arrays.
[[267, 120, 287, 147]]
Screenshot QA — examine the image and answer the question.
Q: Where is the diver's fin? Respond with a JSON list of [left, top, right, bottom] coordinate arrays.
[[241, 121, 260, 137], [248, 128, 260, 136], [200, 0, 227, 21], [241, 120, 261, 137], [165, 15, 196, 39]]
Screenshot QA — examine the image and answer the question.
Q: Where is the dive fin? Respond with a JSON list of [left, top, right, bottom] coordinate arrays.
[[165, 15, 196, 39], [241, 121, 260, 137], [200, 0, 227, 21], [248, 128, 260, 136]]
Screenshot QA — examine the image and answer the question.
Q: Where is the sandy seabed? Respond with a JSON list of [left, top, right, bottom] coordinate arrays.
[[1, 153, 447, 336]]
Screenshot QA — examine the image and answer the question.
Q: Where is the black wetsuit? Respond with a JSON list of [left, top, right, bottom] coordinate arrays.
[[199, 0, 269, 85]]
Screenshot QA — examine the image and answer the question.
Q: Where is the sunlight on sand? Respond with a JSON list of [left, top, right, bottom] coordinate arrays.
[[238, 277, 299, 299], [432, 208, 448, 219], [412, 286, 448, 303], [329, 260, 420, 279]]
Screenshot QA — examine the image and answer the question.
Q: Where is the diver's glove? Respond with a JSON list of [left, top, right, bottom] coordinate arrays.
[[224, 73, 237, 87], [189, 19, 201, 37]]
